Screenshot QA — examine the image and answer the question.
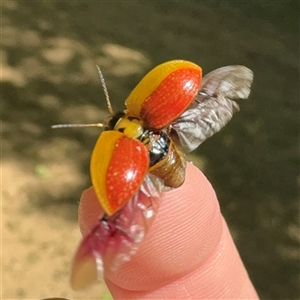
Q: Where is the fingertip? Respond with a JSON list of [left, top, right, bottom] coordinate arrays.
[[76, 164, 258, 299], [107, 164, 258, 299], [77, 164, 223, 290], [106, 162, 223, 290]]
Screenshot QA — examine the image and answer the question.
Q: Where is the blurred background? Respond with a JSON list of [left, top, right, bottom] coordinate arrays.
[[2, 1, 299, 299]]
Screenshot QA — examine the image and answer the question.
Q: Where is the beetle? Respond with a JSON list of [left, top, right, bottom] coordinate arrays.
[[52, 60, 253, 290]]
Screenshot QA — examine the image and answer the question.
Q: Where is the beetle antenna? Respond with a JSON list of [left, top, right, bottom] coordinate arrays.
[[51, 123, 104, 129], [96, 65, 114, 115], [51, 66, 113, 130]]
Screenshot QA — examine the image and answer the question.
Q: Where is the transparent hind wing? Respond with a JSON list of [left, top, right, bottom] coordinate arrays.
[[70, 174, 163, 290], [170, 65, 253, 152]]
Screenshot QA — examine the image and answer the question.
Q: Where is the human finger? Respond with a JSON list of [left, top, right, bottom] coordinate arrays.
[[78, 163, 258, 299]]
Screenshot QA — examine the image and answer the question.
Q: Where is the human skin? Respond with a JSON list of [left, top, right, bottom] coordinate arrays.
[[78, 163, 259, 299]]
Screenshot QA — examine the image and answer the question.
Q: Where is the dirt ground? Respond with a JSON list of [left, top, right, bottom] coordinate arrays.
[[2, 2, 299, 300], [2, 159, 111, 299]]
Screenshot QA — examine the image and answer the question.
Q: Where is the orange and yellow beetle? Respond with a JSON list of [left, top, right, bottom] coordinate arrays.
[[92, 61, 202, 216], [53, 60, 253, 290]]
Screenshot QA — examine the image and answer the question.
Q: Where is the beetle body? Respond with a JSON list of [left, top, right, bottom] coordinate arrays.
[[148, 138, 186, 188], [91, 60, 202, 216], [106, 112, 187, 189]]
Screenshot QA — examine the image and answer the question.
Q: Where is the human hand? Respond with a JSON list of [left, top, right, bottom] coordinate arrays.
[[78, 163, 259, 299]]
